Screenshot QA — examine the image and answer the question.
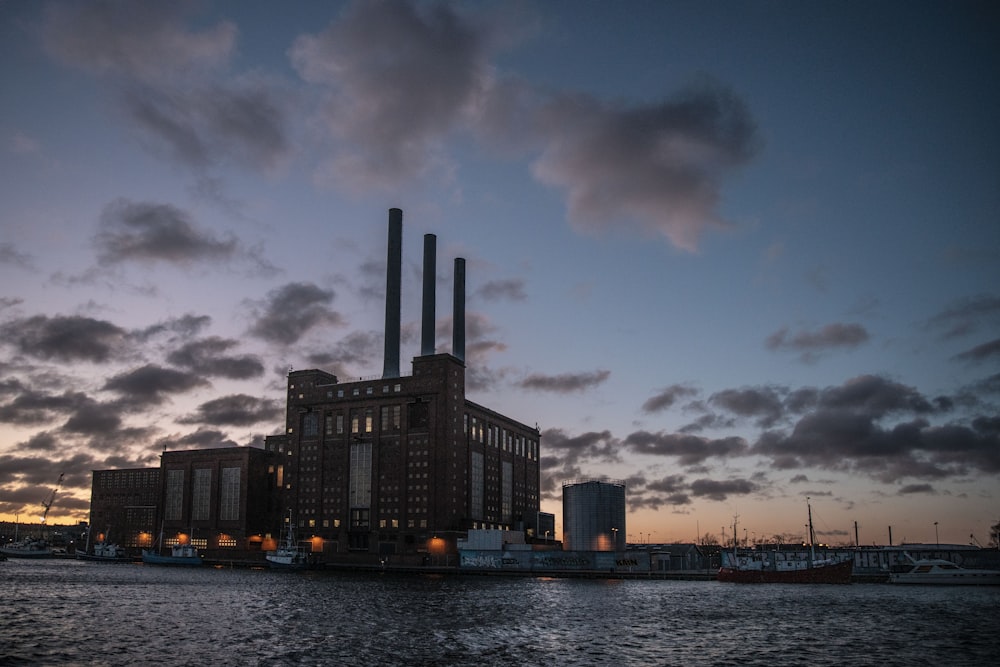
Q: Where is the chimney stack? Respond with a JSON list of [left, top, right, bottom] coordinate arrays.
[[452, 257, 465, 362], [421, 234, 436, 356], [382, 208, 402, 379]]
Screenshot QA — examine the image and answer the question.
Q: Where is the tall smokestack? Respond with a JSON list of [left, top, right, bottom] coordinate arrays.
[[383, 208, 402, 379], [452, 257, 465, 362], [421, 234, 436, 356]]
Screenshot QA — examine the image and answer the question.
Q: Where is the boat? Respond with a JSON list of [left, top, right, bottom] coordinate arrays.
[[0, 537, 54, 559], [77, 541, 132, 563], [265, 511, 310, 570], [142, 542, 203, 566], [890, 555, 1000, 585], [717, 500, 853, 584], [141, 524, 203, 566]]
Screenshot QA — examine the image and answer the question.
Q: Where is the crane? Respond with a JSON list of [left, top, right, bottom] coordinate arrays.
[[40, 472, 64, 524]]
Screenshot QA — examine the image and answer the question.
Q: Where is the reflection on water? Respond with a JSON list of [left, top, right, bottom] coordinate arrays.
[[2, 559, 998, 665]]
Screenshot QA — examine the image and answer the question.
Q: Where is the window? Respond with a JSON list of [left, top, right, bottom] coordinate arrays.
[[381, 405, 401, 432], [337, 414, 344, 434], [470, 451, 484, 521], [192, 468, 211, 521], [220, 467, 240, 521], [302, 413, 319, 436], [325, 414, 333, 436], [165, 470, 184, 521], [349, 441, 372, 509], [502, 461, 513, 523]]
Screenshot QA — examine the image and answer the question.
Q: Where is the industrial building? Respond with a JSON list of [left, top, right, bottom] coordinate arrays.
[[264, 209, 542, 560], [562, 479, 626, 551]]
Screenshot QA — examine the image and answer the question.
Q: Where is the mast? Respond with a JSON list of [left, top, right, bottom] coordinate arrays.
[[807, 497, 816, 566]]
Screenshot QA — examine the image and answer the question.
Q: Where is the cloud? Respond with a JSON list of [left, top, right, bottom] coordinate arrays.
[[0, 243, 35, 270], [41, 0, 236, 81], [178, 394, 282, 427], [41, 1, 289, 171], [0, 384, 92, 426], [166, 337, 265, 380], [925, 294, 1000, 339], [642, 384, 698, 413], [95, 198, 238, 266], [246, 282, 344, 345], [689, 477, 759, 501], [539, 428, 619, 466], [710, 386, 786, 428], [475, 279, 527, 302], [623, 431, 749, 466], [102, 364, 210, 407], [529, 81, 760, 251], [0, 314, 129, 363], [290, 0, 488, 189], [897, 483, 935, 495], [953, 338, 1000, 363], [766, 322, 870, 361], [157, 427, 240, 451], [519, 369, 610, 393]]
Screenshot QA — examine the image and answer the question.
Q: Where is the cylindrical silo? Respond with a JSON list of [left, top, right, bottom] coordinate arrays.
[[562, 479, 626, 552]]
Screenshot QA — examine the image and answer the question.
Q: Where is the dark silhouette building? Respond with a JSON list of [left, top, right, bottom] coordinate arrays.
[[265, 209, 540, 559]]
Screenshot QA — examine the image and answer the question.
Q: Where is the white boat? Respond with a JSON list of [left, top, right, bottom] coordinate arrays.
[[0, 537, 54, 559], [266, 512, 310, 570], [77, 541, 131, 562], [890, 556, 1000, 585]]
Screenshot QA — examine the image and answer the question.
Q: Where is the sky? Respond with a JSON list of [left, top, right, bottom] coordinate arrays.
[[1, 0, 998, 548]]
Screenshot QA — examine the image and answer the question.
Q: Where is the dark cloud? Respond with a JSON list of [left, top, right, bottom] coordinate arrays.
[[167, 337, 265, 380], [290, 0, 488, 189], [0, 385, 91, 425], [898, 484, 935, 495], [539, 428, 619, 466], [766, 323, 869, 361], [0, 243, 35, 270], [953, 338, 1000, 363], [623, 431, 748, 466], [178, 394, 282, 427], [925, 294, 1000, 339], [122, 82, 291, 170], [689, 478, 759, 501], [519, 369, 610, 393], [0, 314, 128, 363], [475, 279, 527, 302], [95, 199, 237, 266], [157, 428, 240, 451], [642, 384, 698, 413], [134, 313, 212, 343], [710, 386, 786, 428], [246, 282, 344, 345], [103, 364, 210, 407], [62, 400, 122, 435], [529, 81, 759, 251], [42, 2, 289, 172], [41, 1, 236, 81]]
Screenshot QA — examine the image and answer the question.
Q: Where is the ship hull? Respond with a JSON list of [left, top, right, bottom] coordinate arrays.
[[718, 559, 853, 584]]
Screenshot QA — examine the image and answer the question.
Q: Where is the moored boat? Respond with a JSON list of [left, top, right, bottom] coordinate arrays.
[[142, 543, 203, 566], [266, 511, 310, 570], [890, 556, 1000, 585], [717, 499, 853, 584], [0, 537, 54, 559], [77, 541, 132, 563]]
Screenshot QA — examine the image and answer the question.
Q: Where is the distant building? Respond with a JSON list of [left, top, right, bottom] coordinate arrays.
[[154, 446, 279, 557], [88, 468, 160, 551], [265, 210, 541, 560], [562, 479, 626, 551]]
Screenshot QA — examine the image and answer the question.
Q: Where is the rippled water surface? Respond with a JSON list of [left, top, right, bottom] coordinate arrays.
[[3, 559, 998, 666]]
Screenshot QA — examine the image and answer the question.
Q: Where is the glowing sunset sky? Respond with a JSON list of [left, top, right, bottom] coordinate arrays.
[[1, 1, 997, 546]]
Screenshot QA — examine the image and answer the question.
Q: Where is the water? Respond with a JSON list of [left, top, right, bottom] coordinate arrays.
[[2, 559, 997, 666]]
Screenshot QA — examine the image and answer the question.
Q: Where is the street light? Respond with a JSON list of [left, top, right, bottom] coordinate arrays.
[[611, 527, 618, 552], [934, 521, 939, 548]]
